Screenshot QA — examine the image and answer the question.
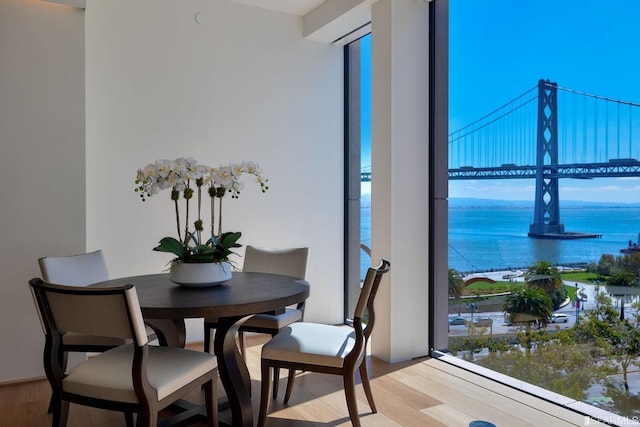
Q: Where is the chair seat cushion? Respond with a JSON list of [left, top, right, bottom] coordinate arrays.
[[261, 323, 356, 368], [63, 344, 217, 403], [242, 308, 302, 330]]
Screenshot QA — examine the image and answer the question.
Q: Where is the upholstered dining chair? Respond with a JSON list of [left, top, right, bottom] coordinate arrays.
[[29, 278, 218, 427], [37, 250, 157, 422], [38, 250, 158, 347], [257, 259, 390, 427], [203, 245, 309, 397]]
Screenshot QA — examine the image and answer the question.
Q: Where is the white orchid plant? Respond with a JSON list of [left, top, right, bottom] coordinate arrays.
[[134, 157, 268, 264]]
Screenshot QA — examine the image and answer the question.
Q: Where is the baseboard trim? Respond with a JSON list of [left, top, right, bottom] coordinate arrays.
[[0, 375, 47, 388]]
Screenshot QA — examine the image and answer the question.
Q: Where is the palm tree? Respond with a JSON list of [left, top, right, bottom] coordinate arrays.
[[504, 284, 553, 335], [448, 268, 465, 316], [525, 260, 563, 295]]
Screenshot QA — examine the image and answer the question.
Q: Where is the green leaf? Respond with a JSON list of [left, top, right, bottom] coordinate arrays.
[[219, 231, 242, 248], [153, 237, 187, 257]]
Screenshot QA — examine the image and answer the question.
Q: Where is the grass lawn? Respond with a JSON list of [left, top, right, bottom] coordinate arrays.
[[560, 271, 601, 283], [462, 271, 601, 298], [463, 280, 514, 296]]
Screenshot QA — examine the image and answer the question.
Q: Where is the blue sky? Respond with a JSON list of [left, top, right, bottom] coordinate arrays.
[[448, 0, 640, 203], [360, 34, 372, 172]]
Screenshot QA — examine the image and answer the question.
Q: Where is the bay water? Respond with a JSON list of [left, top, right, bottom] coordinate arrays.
[[449, 203, 640, 273], [360, 201, 640, 276]]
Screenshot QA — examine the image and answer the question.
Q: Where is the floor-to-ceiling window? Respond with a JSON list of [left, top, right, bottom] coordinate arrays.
[[345, 33, 372, 320], [447, 0, 640, 421]]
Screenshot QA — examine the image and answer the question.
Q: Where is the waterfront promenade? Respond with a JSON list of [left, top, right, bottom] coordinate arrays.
[[448, 270, 601, 337]]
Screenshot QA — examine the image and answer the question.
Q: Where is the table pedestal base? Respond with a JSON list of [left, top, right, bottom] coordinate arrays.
[[214, 315, 254, 427]]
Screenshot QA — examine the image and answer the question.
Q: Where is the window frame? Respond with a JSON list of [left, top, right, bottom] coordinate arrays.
[[344, 31, 372, 325]]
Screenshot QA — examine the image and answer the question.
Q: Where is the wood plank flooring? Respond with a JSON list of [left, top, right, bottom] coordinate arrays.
[[0, 335, 608, 427]]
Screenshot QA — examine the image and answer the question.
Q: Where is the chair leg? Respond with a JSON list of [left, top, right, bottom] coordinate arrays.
[[136, 402, 153, 427], [47, 393, 54, 414], [272, 367, 279, 399], [359, 360, 377, 413], [124, 412, 135, 427], [204, 377, 218, 427], [344, 374, 362, 427], [283, 369, 296, 404], [257, 360, 272, 427], [268, 332, 279, 398], [48, 350, 69, 413], [148, 411, 158, 427], [52, 397, 69, 427]]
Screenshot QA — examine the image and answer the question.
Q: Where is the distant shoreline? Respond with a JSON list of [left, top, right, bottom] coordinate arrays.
[[449, 197, 640, 208]]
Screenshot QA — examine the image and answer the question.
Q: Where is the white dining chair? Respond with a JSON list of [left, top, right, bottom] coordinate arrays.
[[257, 259, 390, 427], [37, 250, 157, 424], [29, 278, 218, 427]]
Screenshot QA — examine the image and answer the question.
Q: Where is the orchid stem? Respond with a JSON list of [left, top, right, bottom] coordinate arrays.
[[184, 183, 190, 245], [214, 181, 216, 238], [174, 198, 182, 243], [197, 183, 202, 243], [218, 196, 223, 238]]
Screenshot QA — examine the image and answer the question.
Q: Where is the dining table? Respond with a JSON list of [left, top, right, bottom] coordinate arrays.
[[94, 271, 310, 427]]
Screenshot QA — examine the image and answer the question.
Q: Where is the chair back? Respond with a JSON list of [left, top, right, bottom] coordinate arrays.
[[243, 246, 309, 280], [38, 250, 110, 286], [353, 259, 391, 337], [29, 278, 148, 346]]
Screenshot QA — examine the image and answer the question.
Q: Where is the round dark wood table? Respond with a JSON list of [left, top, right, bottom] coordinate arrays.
[[94, 272, 310, 427]]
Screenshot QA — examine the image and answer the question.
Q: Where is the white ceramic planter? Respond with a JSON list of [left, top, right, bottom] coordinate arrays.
[[169, 261, 232, 287]]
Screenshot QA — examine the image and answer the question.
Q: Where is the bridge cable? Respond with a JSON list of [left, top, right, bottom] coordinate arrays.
[[630, 104, 634, 158], [448, 243, 480, 272], [448, 84, 537, 137], [606, 102, 609, 159], [617, 102, 621, 158], [556, 85, 640, 108], [448, 96, 537, 144]]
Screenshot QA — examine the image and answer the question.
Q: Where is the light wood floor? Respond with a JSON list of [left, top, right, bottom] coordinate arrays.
[[0, 335, 608, 427]]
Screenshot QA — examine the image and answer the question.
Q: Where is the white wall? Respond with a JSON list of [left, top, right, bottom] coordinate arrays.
[[85, 0, 345, 342], [0, 0, 86, 382]]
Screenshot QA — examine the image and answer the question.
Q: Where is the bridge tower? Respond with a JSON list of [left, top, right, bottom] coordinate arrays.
[[528, 79, 565, 237]]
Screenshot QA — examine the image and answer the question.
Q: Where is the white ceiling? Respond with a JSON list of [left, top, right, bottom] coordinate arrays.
[[227, 0, 327, 16]]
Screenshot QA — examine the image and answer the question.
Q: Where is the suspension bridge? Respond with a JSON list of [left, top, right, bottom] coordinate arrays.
[[449, 79, 640, 238], [360, 79, 640, 238]]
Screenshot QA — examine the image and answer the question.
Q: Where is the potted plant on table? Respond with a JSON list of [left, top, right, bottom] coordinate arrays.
[[134, 157, 268, 287]]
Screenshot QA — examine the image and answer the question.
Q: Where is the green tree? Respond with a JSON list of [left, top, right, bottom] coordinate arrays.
[[504, 284, 554, 335], [476, 329, 612, 402], [597, 253, 616, 277], [448, 268, 465, 316], [549, 286, 568, 311], [525, 260, 563, 296], [616, 252, 640, 277], [448, 323, 493, 362], [575, 290, 640, 400]]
